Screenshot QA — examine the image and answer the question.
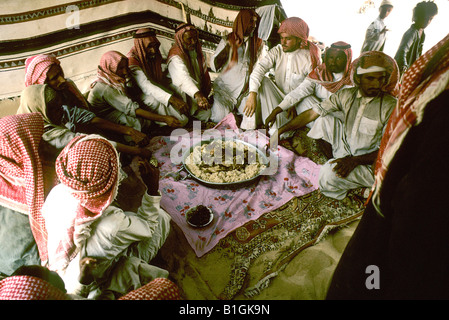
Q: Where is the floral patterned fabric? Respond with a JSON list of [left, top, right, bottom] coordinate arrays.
[[144, 114, 321, 257]]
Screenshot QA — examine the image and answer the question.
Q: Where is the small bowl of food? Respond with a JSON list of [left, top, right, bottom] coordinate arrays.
[[186, 205, 214, 228]]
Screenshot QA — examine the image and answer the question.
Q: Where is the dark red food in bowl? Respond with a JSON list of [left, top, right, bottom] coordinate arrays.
[[186, 205, 213, 227]]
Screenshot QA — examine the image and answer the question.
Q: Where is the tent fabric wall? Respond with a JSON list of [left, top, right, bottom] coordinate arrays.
[[0, 0, 285, 101]]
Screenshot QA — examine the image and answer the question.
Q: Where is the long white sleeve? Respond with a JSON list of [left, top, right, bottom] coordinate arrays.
[[210, 38, 227, 72], [82, 191, 166, 261], [129, 67, 172, 107], [248, 46, 277, 93], [167, 55, 200, 98], [278, 77, 317, 110]]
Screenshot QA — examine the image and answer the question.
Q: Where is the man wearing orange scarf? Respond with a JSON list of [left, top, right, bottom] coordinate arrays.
[[126, 29, 189, 127], [243, 17, 321, 131], [167, 23, 212, 122]]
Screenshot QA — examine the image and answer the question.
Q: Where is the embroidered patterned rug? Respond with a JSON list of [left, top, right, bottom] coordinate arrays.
[[118, 122, 365, 299], [152, 188, 363, 299], [138, 116, 322, 258]]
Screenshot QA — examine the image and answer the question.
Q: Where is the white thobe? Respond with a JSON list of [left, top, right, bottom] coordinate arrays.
[[278, 72, 353, 128], [308, 87, 397, 200], [128, 67, 189, 126], [88, 81, 151, 132], [361, 17, 388, 53], [167, 53, 211, 122], [210, 38, 264, 128], [43, 183, 171, 297], [248, 44, 317, 134]]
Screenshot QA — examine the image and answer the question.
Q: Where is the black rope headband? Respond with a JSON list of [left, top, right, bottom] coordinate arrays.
[[331, 43, 352, 50], [175, 23, 196, 33], [133, 30, 157, 39]]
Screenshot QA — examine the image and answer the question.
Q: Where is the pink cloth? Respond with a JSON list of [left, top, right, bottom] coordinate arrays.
[[146, 114, 321, 257]]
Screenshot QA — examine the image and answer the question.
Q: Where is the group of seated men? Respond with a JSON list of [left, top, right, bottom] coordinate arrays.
[[18, 9, 403, 202], [0, 4, 433, 299]]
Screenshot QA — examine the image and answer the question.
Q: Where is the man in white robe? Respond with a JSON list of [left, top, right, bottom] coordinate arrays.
[[43, 135, 171, 299], [360, 0, 394, 53], [243, 17, 321, 135], [265, 41, 353, 132], [210, 9, 265, 128], [167, 23, 212, 122], [127, 29, 189, 127]]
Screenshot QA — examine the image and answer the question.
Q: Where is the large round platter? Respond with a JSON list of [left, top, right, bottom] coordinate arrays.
[[180, 138, 269, 189]]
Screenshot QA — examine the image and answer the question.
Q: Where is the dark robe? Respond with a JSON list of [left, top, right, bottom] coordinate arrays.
[[326, 89, 449, 300]]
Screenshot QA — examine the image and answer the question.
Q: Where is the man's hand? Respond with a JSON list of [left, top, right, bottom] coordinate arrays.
[[243, 92, 257, 117], [194, 91, 211, 110], [79, 257, 98, 285], [330, 156, 359, 178], [286, 107, 297, 120], [128, 128, 150, 147], [169, 95, 189, 115], [164, 115, 182, 128], [137, 157, 160, 196], [137, 148, 152, 160], [265, 108, 279, 129]]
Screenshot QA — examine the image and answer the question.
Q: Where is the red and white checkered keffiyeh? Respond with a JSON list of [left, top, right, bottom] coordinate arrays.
[[24, 54, 60, 87], [0, 275, 67, 300], [370, 33, 449, 214], [51, 135, 120, 270], [0, 113, 48, 263], [307, 41, 353, 94], [118, 278, 181, 300]]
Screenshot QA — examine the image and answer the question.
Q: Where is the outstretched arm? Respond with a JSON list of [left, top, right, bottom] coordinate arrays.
[[278, 108, 320, 137], [90, 116, 149, 147]]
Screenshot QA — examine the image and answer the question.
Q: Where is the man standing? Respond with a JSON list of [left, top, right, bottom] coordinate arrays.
[[243, 17, 321, 134], [394, 1, 438, 75], [167, 23, 212, 122], [360, 0, 394, 53], [272, 51, 399, 200]]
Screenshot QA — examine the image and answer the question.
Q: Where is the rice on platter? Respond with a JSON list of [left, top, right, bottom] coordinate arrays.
[[185, 139, 266, 184]]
